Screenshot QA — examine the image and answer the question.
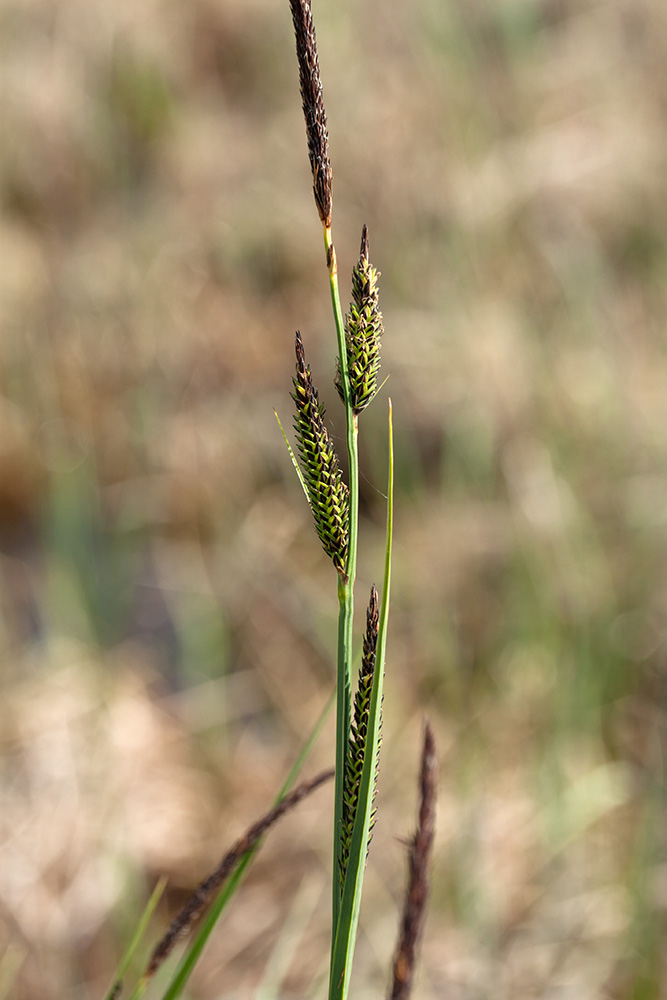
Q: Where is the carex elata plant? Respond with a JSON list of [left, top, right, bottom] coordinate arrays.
[[285, 1, 393, 997], [104, 5, 436, 1000]]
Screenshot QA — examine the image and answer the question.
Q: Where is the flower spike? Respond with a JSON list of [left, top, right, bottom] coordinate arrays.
[[291, 330, 349, 574], [336, 225, 383, 414], [340, 585, 381, 883], [289, 0, 333, 228]]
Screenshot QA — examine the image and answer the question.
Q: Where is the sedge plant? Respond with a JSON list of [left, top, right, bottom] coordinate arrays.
[[284, 2, 393, 997], [105, 4, 435, 999]]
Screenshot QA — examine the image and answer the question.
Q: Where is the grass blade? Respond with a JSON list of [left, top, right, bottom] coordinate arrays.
[[329, 399, 394, 1000], [103, 877, 167, 1000], [326, 224, 360, 939], [156, 690, 334, 1000], [274, 407, 309, 503]]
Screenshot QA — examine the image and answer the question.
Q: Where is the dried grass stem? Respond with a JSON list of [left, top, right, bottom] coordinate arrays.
[[388, 722, 438, 1000], [145, 768, 334, 980]]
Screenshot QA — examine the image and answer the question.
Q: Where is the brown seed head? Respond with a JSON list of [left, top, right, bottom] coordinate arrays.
[[388, 722, 438, 1000], [360, 223, 369, 262], [144, 768, 334, 980], [289, 0, 333, 227], [340, 585, 382, 882]]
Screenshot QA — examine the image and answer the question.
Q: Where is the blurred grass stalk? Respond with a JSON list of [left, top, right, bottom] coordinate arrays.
[[110, 694, 335, 1000]]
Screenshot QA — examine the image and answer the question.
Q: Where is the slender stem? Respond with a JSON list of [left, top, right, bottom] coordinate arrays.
[[104, 878, 167, 1000], [329, 399, 394, 1000], [324, 225, 360, 936], [334, 573, 352, 933]]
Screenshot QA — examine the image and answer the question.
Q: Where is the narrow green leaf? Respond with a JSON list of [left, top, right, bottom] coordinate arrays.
[[325, 221, 360, 944], [274, 408, 309, 503], [158, 689, 335, 1000], [103, 877, 167, 1000], [329, 399, 394, 1000]]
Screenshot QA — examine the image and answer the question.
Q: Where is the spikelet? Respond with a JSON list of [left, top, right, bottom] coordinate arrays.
[[289, 0, 333, 228], [340, 586, 381, 883], [336, 225, 383, 414], [291, 330, 349, 574]]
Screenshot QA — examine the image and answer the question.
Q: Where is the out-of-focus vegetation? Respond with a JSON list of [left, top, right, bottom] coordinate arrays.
[[1, 0, 666, 996]]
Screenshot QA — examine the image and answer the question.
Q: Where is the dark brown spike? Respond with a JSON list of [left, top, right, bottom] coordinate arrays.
[[360, 223, 369, 261], [340, 585, 382, 881], [289, 0, 333, 227], [363, 584, 379, 668], [295, 328, 307, 370], [144, 768, 334, 980], [388, 722, 438, 1000]]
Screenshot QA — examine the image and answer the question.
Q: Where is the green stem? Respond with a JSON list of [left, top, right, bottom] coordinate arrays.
[[334, 574, 352, 930], [329, 399, 394, 1000], [104, 878, 167, 1000], [324, 225, 360, 937]]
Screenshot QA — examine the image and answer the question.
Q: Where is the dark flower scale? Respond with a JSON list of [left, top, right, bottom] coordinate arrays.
[[336, 225, 383, 414], [292, 330, 349, 574], [340, 585, 381, 883], [289, 0, 333, 228]]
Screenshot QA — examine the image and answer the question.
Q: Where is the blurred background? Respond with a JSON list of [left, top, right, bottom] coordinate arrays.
[[1, 0, 666, 996]]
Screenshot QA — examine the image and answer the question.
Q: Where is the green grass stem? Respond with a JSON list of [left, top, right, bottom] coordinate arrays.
[[329, 400, 394, 1000], [324, 224, 361, 936], [104, 878, 167, 1000]]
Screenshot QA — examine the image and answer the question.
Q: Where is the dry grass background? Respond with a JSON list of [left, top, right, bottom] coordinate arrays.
[[1, 0, 667, 997]]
